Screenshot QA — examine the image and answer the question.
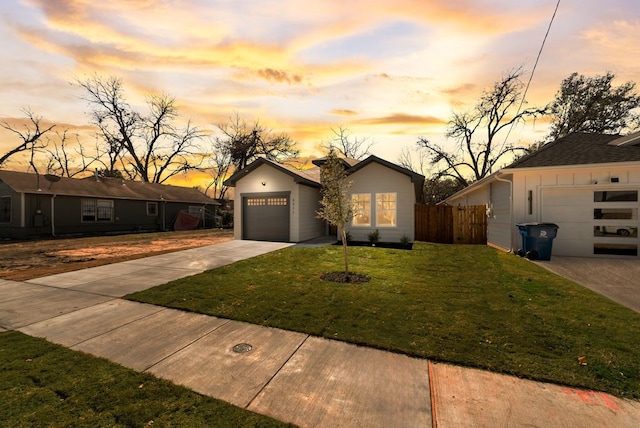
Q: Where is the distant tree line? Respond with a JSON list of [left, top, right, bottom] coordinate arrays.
[[2, 70, 639, 203]]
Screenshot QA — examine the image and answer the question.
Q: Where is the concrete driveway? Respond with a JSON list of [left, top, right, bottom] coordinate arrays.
[[535, 256, 640, 313]]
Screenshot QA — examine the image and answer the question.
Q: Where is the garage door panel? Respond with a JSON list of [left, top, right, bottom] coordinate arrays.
[[243, 193, 290, 242], [542, 188, 639, 258]]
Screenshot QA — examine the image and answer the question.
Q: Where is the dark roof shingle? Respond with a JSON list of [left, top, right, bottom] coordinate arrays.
[[507, 133, 640, 169]]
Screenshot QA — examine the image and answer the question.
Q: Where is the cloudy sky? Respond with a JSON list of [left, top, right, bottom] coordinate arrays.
[[1, 0, 639, 185]]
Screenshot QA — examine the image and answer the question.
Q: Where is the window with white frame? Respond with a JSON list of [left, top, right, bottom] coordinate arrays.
[[81, 199, 113, 222], [0, 196, 11, 223], [147, 202, 158, 216], [352, 194, 371, 226], [376, 193, 397, 227]]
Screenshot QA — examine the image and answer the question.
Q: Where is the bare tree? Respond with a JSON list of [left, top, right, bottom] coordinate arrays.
[[322, 125, 374, 160], [417, 69, 543, 187], [216, 113, 298, 171], [42, 129, 104, 177], [204, 136, 233, 200], [0, 109, 55, 167], [397, 146, 428, 175], [397, 146, 462, 203], [77, 75, 203, 183]]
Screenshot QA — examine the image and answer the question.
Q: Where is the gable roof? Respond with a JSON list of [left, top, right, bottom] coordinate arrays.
[[0, 170, 219, 204], [223, 157, 321, 188], [346, 155, 425, 182], [311, 156, 360, 168], [507, 132, 640, 169], [224, 155, 425, 188]]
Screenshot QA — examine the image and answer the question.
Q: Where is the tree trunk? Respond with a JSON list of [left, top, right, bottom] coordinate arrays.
[[341, 228, 349, 278]]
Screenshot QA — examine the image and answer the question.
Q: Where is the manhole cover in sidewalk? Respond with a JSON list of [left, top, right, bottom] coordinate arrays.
[[232, 343, 253, 353]]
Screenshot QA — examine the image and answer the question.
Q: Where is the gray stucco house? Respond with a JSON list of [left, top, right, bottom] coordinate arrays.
[[224, 155, 424, 243], [0, 170, 219, 239]]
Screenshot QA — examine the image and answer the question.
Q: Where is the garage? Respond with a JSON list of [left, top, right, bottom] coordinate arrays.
[[542, 187, 639, 257], [242, 192, 290, 242]]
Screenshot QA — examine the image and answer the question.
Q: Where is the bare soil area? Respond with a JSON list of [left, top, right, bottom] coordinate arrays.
[[0, 229, 233, 281]]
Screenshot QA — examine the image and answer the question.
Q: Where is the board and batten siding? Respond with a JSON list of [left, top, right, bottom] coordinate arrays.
[[486, 180, 513, 251], [512, 163, 640, 257], [347, 162, 416, 242]]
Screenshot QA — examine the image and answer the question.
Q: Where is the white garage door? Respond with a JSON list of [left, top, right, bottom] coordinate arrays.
[[542, 188, 639, 257]]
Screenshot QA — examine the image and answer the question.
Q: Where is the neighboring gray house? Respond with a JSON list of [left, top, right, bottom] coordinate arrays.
[[223, 155, 424, 243], [0, 170, 219, 239], [445, 132, 640, 258]]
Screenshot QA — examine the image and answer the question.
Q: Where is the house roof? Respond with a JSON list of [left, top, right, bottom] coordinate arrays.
[[224, 155, 425, 188], [311, 156, 360, 168], [0, 170, 219, 204], [346, 155, 425, 182], [223, 157, 321, 188], [507, 132, 640, 169], [444, 132, 640, 204]]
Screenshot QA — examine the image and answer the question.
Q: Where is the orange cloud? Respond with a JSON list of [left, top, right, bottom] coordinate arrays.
[[329, 109, 359, 116], [256, 68, 304, 84], [355, 113, 446, 126]]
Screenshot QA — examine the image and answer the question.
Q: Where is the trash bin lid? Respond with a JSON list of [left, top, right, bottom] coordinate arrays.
[[516, 222, 559, 228]]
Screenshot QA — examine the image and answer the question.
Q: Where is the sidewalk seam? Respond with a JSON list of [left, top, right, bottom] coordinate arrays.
[[244, 333, 311, 409], [141, 318, 232, 373], [428, 360, 438, 428]]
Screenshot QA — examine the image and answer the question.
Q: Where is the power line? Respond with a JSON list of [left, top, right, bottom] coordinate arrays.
[[502, 0, 561, 148]]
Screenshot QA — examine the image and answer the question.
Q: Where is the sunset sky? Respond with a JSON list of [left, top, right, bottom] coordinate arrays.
[[1, 0, 639, 187]]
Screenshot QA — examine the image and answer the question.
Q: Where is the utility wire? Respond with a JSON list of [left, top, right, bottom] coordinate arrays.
[[502, 0, 561, 148]]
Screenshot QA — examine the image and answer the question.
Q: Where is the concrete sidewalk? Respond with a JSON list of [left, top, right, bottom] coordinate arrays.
[[1, 240, 640, 427]]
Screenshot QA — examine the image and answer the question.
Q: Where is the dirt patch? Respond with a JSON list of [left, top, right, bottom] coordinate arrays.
[[320, 272, 371, 284], [0, 230, 233, 281]]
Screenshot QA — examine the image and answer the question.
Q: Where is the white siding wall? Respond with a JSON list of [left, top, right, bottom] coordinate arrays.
[[347, 163, 416, 242], [297, 184, 324, 241], [512, 164, 640, 257], [487, 180, 513, 250]]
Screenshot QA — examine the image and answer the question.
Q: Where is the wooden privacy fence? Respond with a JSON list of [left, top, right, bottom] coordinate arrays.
[[415, 205, 487, 244]]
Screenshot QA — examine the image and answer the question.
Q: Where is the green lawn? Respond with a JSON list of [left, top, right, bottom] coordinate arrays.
[[0, 331, 292, 427], [127, 242, 640, 399]]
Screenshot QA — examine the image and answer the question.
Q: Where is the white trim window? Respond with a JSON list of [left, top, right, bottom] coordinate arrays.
[[147, 202, 158, 216], [352, 193, 371, 226], [376, 193, 397, 227], [81, 199, 114, 222], [0, 196, 11, 223]]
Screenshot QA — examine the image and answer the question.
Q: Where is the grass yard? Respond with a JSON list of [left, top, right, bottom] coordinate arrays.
[[127, 242, 640, 399], [0, 331, 291, 427]]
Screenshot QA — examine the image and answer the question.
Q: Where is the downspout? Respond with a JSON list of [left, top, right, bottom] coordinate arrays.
[[494, 171, 514, 252], [161, 197, 166, 231], [50, 194, 57, 237]]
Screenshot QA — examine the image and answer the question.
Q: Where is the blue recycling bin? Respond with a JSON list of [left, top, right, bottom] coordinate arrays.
[[516, 223, 559, 261]]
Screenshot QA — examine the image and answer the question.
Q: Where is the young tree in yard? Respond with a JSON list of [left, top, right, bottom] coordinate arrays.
[[546, 72, 640, 140], [317, 150, 353, 278], [417, 69, 543, 187], [77, 75, 203, 183], [0, 109, 55, 167]]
